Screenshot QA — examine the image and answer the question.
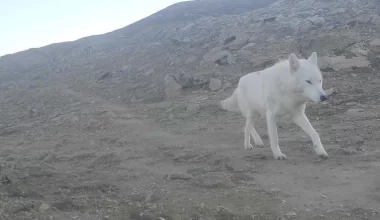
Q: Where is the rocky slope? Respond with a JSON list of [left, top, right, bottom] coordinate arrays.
[[1, 0, 380, 219], [1, 0, 379, 102]]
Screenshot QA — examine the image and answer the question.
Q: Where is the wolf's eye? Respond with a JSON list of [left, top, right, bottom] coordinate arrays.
[[306, 80, 312, 85]]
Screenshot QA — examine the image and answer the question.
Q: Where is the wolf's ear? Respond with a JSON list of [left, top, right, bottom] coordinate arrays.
[[308, 52, 318, 66], [289, 53, 300, 73]]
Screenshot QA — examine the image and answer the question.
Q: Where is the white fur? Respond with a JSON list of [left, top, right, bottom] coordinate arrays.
[[221, 52, 329, 160]]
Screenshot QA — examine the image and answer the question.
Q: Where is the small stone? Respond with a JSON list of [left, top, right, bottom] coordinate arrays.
[[337, 148, 356, 155], [183, 36, 191, 43], [130, 95, 137, 103], [228, 33, 250, 50], [209, 78, 222, 91], [371, 14, 380, 25], [351, 47, 368, 56], [237, 50, 254, 61], [357, 15, 371, 23], [346, 102, 357, 106], [143, 68, 155, 76], [346, 108, 365, 116], [242, 43, 256, 50], [269, 188, 281, 194], [308, 16, 325, 26], [167, 173, 194, 180], [328, 56, 369, 71], [203, 48, 235, 65], [298, 21, 313, 33], [199, 202, 206, 209], [122, 65, 130, 71], [285, 211, 297, 218], [226, 160, 250, 172], [330, 8, 346, 15], [252, 57, 277, 70], [369, 38, 380, 47], [144, 193, 152, 202], [352, 136, 365, 145], [39, 203, 50, 212], [318, 56, 331, 70], [164, 74, 182, 98], [184, 55, 198, 64], [325, 88, 335, 96], [187, 104, 201, 113]]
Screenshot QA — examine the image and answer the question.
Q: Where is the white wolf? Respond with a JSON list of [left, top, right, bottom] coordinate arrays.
[[220, 52, 329, 160]]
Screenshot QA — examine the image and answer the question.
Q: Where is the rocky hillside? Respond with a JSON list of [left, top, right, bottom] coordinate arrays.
[[1, 0, 379, 103], [2, 1, 380, 219]]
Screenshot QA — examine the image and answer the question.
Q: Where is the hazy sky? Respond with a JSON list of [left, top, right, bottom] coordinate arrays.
[[0, 0, 184, 56]]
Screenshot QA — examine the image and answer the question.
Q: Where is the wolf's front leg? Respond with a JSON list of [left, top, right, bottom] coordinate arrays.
[[266, 111, 287, 160], [292, 113, 329, 158]]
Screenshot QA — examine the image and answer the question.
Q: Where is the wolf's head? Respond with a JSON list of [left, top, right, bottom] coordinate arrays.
[[288, 52, 327, 103]]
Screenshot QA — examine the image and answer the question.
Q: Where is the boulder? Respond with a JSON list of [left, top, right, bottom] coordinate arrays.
[[164, 74, 182, 98], [209, 78, 222, 91]]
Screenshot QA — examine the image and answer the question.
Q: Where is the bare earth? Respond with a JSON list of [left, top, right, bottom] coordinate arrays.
[[1, 66, 380, 220]]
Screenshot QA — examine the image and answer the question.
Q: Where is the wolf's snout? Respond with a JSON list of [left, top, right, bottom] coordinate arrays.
[[320, 95, 327, 102]]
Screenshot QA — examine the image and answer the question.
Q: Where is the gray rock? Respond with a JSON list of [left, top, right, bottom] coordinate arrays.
[[346, 108, 365, 117], [174, 72, 194, 89], [346, 102, 357, 106], [166, 172, 194, 180], [351, 136, 365, 145], [318, 56, 332, 70], [285, 211, 297, 218], [298, 21, 314, 33], [308, 16, 325, 26], [209, 78, 222, 91], [252, 57, 278, 70], [193, 72, 210, 87], [320, 56, 369, 71], [187, 104, 201, 113], [143, 68, 155, 76], [325, 88, 335, 96], [369, 38, 380, 47], [39, 203, 50, 213], [351, 47, 368, 56], [184, 55, 198, 64], [237, 50, 254, 61], [242, 43, 256, 50], [228, 33, 250, 50], [329, 8, 346, 15], [357, 15, 371, 23], [121, 65, 130, 71], [371, 14, 380, 25], [336, 148, 357, 155], [203, 48, 235, 65], [164, 74, 182, 98], [226, 160, 251, 172]]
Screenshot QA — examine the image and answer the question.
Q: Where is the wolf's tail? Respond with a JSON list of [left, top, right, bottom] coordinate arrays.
[[220, 89, 240, 112]]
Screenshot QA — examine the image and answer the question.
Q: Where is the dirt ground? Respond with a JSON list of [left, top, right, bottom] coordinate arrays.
[[1, 67, 380, 220]]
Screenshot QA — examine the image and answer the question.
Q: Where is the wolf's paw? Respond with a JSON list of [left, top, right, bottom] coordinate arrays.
[[315, 147, 329, 159], [317, 152, 329, 160], [245, 144, 254, 150], [274, 152, 287, 160]]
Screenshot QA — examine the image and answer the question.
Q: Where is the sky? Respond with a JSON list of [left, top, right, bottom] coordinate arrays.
[[0, 0, 185, 56]]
